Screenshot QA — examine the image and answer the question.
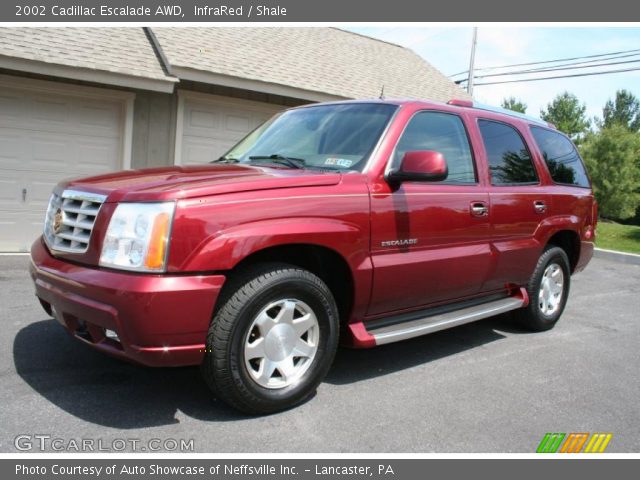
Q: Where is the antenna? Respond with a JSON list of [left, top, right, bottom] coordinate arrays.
[[379, 85, 385, 100]]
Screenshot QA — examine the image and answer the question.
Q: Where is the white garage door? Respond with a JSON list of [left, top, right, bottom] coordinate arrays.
[[0, 77, 130, 252], [178, 93, 284, 165]]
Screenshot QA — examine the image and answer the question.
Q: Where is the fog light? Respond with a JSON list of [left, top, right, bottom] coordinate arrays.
[[105, 329, 120, 341]]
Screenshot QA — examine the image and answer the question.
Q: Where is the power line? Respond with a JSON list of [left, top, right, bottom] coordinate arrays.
[[449, 47, 640, 77], [473, 66, 640, 86], [472, 52, 640, 77], [450, 48, 640, 77], [456, 58, 640, 83]]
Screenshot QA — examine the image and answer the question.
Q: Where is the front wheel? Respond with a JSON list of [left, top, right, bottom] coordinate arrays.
[[201, 264, 339, 414], [516, 245, 571, 331]]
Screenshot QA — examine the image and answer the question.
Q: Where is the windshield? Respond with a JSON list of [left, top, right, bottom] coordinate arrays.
[[218, 103, 398, 171]]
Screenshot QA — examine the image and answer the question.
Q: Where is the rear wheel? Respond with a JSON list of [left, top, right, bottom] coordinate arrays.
[[516, 245, 571, 331], [201, 264, 339, 414]]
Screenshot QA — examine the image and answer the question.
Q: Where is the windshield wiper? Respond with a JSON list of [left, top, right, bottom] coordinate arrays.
[[248, 154, 306, 169], [211, 156, 239, 164]]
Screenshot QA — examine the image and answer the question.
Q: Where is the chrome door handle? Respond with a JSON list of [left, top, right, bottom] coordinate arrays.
[[534, 201, 546, 213], [470, 202, 488, 216]]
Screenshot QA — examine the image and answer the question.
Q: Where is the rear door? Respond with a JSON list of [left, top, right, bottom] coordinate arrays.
[[475, 119, 549, 290], [368, 110, 493, 316]]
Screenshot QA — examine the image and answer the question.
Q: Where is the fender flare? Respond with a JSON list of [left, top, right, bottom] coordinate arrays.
[[535, 214, 582, 246]]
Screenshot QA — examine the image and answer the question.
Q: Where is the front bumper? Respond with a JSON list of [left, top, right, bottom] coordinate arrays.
[[29, 238, 225, 367]]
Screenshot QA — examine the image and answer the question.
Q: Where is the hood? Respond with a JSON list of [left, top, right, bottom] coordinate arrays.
[[57, 164, 343, 202]]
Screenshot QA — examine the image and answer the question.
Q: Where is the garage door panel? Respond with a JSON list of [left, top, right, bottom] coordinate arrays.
[[0, 89, 122, 138], [30, 175, 59, 207], [0, 211, 46, 252], [75, 102, 121, 132], [0, 169, 61, 212], [0, 80, 124, 251], [188, 109, 220, 130], [0, 117, 121, 139], [225, 114, 252, 134], [0, 93, 23, 118], [31, 136, 70, 170], [180, 96, 283, 165], [183, 139, 234, 164], [0, 129, 121, 174], [76, 140, 121, 171], [0, 211, 22, 252], [0, 175, 18, 204], [33, 98, 71, 124], [0, 169, 29, 210], [0, 131, 23, 170]]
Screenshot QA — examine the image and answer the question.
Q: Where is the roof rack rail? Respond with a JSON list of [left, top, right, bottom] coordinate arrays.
[[447, 99, 552, 128]]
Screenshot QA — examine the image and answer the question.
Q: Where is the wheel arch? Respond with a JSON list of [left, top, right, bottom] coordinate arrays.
[[180, 217, 371, 326], [219, 243, 357, 328], [546, 229, 581, 273]]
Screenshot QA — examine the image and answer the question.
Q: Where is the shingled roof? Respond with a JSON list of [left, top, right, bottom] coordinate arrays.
[[0, 27, 469, 101], [152, 28, 470, 102], [0, 27, 177, 92]]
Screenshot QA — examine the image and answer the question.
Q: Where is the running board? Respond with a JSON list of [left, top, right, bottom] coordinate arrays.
[[366, 290, 528, 346]]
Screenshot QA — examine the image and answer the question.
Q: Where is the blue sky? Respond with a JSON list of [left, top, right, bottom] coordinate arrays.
[[346, 27, 640, 122]]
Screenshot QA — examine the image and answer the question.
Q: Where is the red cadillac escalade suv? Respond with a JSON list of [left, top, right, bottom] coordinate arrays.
[[29, 99, 596, 414]]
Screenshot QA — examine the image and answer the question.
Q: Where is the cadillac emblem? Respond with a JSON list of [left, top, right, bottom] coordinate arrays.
[[53, 208, 64, 235]]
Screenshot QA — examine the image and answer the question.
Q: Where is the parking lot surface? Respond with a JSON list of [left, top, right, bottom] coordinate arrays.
[[1, 255, 638, 452]]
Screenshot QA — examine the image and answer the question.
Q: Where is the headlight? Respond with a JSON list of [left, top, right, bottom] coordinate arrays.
[[99, 202, 175, 272]]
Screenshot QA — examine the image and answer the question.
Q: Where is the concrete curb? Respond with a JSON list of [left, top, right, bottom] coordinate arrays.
[[594, 248, 640, 266]]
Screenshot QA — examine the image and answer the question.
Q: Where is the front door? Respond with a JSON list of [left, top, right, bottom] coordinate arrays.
[[368, 110, 493, 316]]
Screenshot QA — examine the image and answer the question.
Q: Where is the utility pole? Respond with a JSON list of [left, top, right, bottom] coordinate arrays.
[[467, 27, 478, 96]]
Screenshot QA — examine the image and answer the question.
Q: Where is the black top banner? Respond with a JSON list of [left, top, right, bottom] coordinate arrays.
[[3, 0, 640, 22]]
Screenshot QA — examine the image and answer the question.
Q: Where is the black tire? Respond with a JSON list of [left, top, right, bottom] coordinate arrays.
[[201, 263, 339, 414], [515, 245, 571, 331]]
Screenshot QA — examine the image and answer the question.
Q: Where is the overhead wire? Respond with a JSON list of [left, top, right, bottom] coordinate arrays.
[[449, 48, 640, 77], [471, 66, 640, 86]]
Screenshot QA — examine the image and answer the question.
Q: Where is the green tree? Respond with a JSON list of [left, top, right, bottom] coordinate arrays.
[[540, 92, 590, 142], [501, 97, 527, 114], [580, 125, 640, 220], [602, 89, 640, 132]]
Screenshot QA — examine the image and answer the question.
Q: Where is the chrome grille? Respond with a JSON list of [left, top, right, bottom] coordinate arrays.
[[44, 190, 107, 253]]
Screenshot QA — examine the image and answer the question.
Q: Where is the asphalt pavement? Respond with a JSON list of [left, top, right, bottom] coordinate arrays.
[[1, 254, 638, 452]]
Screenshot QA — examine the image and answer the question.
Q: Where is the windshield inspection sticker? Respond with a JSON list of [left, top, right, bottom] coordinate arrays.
[[324, 157, 354, 168]]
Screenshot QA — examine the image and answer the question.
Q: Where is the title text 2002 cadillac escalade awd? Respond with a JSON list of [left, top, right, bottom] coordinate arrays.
[[29, 99, 596, 414]]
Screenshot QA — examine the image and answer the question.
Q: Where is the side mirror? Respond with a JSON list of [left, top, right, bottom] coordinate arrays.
[[387, 151, 448, 183]]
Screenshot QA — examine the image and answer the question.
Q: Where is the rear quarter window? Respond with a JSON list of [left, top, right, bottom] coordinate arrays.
[[530, 126, 590, 188]]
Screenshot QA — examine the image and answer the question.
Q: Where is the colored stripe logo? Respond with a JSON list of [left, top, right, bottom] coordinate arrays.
[[584, 433, 613, 453], [537, 433, 612, 453], [537, 433, 565, 453], [560, 433, 589, 453]]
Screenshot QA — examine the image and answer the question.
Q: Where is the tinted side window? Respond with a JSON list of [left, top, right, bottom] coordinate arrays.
[[530, 126, 590, 187], [393, 111, 476, 184], [478, 120, 538, 185]]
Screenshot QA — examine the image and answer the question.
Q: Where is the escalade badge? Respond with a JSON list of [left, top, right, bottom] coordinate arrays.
[[53, 208, 64, 235], [381, 238, 418, 247]]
